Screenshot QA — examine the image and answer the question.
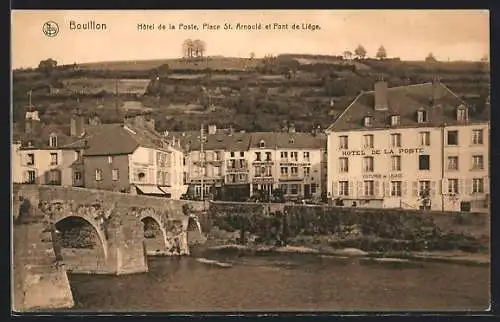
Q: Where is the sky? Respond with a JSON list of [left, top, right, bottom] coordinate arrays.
[[11, 10, 490, 69]]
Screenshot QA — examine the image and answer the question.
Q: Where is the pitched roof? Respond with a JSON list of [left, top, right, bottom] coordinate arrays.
[[82, 123, 179, 156], [15, 122, 76, 150], [326, 82, 490, 133], [250, 132, 326, 150]]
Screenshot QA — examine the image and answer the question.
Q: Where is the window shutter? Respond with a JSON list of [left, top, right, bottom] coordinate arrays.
[[465, 179, 472, 195], [458, 179, 465, 195], [22, 171, 28, 183], [357, 181, 363, 197], [349, 180, 355, 197], [431, 181, 437, 196], [412, 181, 418, 197], [484, 177, 490, 194], [374, 180, 380, 197], [441, 179, 447, 195], [332, 181, 338, 196], [384, 181, 390, 197], [402, 181, 408, 196]]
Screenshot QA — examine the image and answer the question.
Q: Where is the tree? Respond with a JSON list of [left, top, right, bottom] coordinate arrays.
[[192, 39, 206, 58], [354, 45, 367, 59], [343, 50, 353, 60], [250, 52, 255, 60], [376, 46, 387, 60], [38, 58, 58, 75], [182, 39, 194, 59], [425, 52, 437, 63]]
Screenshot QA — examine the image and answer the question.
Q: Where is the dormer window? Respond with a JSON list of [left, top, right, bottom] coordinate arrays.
[[457, 105, 468, 122], [390, 115, 400, 126], [363, 116, 373, 127], [289, 138, 295, 144], [259, 140, 265, 148], [417, 109, 428, 123], [27, 140, 34, 148], [49, 134, 58, 147]]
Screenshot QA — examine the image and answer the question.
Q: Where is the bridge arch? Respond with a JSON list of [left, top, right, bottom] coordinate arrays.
[[135, 208, 170, 253], [39, 200, 109, 260]]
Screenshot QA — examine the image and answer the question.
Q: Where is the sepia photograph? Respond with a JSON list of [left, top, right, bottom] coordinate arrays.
[[11, 9, 490, 313]]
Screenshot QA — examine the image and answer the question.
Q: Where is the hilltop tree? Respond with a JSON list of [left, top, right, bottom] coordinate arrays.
[[425, 52, 437, 63], [250, 52, 256, 60], [343, 50, 353, 60], [183, 39, 206, 60], [354, 45, 367, 59], [182, 39, 194, 59], [376, 46, 387, 60], [192, 39, 206, 58], [38, 58, 58, 75]]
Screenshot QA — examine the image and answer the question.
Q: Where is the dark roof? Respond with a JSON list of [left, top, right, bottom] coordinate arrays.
[[82, 123, 178, 156], [326, 82, 490, 133], [15, 122, 76, 150], [168, 130, 326, 152]]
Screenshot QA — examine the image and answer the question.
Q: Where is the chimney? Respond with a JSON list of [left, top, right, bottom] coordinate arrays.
[[24, 110, 40, 134], [228, 125, 234, 136], [374, 79, 388, 111], [70, 112, 86, 137], [208, 124, 217, 135], [289, 123, 296, 133], [431, 76, 441, 106]]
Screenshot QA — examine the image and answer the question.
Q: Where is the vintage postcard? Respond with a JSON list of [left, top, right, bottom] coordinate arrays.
[[11, 9, 490, 313]]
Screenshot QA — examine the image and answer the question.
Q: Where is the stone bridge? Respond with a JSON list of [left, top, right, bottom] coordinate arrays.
[[13, 184, 205, 276]]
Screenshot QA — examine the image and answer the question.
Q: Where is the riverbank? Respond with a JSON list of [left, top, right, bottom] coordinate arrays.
[[196, 243, 490, 266]]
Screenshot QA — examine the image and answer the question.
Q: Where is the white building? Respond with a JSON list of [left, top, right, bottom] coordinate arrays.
[[325, 80, 490, 212]]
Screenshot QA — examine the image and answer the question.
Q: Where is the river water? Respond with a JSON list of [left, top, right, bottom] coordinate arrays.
[[66, 253, 489, 312]]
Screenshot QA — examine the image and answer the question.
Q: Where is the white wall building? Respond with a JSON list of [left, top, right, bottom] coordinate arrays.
[[326, 80, 490, 212]]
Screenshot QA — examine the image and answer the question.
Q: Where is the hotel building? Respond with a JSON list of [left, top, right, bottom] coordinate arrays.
[[325, 80, 490, 212]]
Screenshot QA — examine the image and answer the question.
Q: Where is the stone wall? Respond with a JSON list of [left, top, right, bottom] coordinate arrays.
[[13, 223, 74, 311], [206, 202, 490, 252]]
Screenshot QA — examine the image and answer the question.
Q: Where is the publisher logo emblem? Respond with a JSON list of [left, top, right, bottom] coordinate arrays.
[[42, 21, 59, 37]]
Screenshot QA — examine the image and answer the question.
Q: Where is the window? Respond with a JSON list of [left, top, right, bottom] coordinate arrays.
[[281, 151, 288, 159], [27, 170, 36, 184], [391, 115, 400, 126], [391, 181, 402, 197], [390, 133, 401, 147], [259, 140, 265, 148], [254, 167, 261, 177], [363, 135, 374, 148], [419, 155, 430, 170], [339, 157, 349, 172], [364, 116, 373, 127], [230, 159, 236, 168], [265, 152, 272, 161], [291, 184, 299, 195], [472, 178, 484, 193], [239, 159, 245, 168], [303, 151, 310, 162], [419, 180, 431, 196], [112, 169, 119, 181], [472, 155, 484, 170], [291, 166, 298, 176], [447, 156, 459, 171], [303, 167, 310, 177], [74, 172, 82, 181], [291, 152, 298, 161], [240, 151, 245, 158], [49, 135, 58, 147], [95, 169, 102, 181], [363, 180, 374, 196], [280, 167, 288, 176], [108, 156, 113, 164], [447, 130, 458, 145], [48, 170, 60, 184], [230, 152, 235, 158], [26, 153, 34, 166], [448, 179, 459, 194], [391, 156, 401, 171], [472, 129, 484, 145], [280, 184, 288, 195], [311, 184, 317, 194], [363, 156, 374, 172], [419, 131, 430, 146], [457, 106, 468, 121], [417, 110, 427, 123], [255, 152, 261, 161], [339, 181, 349, 196], [289, 138, 295, 144], [214, 151, 220, 161], [339, 136, 348, 149], [50, 153, 58, 166]]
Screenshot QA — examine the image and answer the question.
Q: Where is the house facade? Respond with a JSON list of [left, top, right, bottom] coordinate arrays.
[[325, 80, 490, 212]]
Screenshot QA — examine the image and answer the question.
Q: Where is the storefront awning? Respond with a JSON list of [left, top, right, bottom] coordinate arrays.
[[135, 185, 166, 195], [158, 186, 172, 194]]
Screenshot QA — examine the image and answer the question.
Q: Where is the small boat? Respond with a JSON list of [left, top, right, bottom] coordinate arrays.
[[196, 257, 232, 268]]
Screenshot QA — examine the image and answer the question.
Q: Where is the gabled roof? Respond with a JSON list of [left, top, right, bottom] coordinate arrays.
[[326, 82, 490, 133], [250, 132, 326, 150], [14, 122, 76, 150], [82, 123, 179, 156]]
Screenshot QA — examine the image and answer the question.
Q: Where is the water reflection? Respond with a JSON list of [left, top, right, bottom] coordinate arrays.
[[66, 254, 489, 312]]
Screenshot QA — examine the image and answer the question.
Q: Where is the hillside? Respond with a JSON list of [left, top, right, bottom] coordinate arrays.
[[12, 55, 490, 132]]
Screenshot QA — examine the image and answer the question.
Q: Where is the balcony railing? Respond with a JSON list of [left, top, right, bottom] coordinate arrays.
[[278, 174, 304, 181], [226, 166, 249, 173], [252, 160, 274, 165]]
